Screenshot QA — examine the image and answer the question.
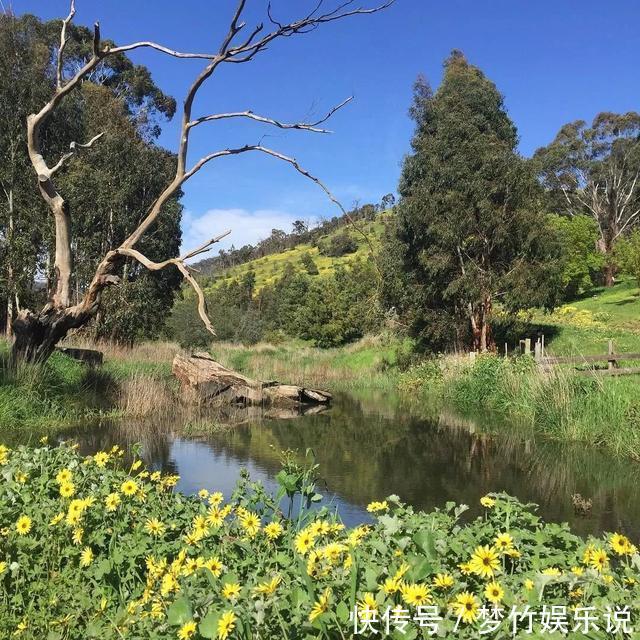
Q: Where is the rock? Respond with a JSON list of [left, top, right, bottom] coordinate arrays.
[[56, 347, 103, 366], [172, 352, 332, 407]]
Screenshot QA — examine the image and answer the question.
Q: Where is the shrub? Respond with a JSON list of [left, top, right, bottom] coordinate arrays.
[[0, 443, 639, 638]]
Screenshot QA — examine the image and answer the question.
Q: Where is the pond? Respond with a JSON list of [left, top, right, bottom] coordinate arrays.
[[4, 391, 640, 538]]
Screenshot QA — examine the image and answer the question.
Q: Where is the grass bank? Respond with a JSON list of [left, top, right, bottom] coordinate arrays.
[[210, 334, 405, 393], [400, 353, 640, 460], [0, 339, 178, 430]]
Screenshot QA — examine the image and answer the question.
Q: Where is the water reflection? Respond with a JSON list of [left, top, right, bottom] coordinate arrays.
[[6, 392, 640, 536]]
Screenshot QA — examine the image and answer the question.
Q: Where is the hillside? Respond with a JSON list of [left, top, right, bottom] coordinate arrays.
[[204, 214, 389, 291], [534, 280, 640, 355]]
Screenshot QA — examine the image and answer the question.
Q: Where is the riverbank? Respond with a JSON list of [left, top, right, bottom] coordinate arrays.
[[0, 339, 178, 429]]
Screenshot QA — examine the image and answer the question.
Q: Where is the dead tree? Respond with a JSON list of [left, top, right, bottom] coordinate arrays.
[[12, 0, 394, 364]]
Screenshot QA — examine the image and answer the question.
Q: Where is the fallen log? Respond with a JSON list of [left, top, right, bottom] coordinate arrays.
[[172, 352, 332, 407]]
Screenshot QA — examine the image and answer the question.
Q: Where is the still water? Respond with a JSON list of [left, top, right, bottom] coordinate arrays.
[[6, 392, 640, 538]]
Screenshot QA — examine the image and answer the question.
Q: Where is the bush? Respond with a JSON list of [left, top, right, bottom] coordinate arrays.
[[1, 443, 639, 638], [318, 233, 358, 257]]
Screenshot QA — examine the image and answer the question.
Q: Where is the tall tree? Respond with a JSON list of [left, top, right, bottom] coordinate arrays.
[[534, 113, 640, 286], [0, 11, 180, 343], [9, 0, 394, 363], [383, 53, 559, 352]]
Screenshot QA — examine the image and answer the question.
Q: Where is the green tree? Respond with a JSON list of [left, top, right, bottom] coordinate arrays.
[[384, 53, 559, 352], [300, 252, 319, 275], [548, 214, 603, 299], [534, 112, 640, 286]]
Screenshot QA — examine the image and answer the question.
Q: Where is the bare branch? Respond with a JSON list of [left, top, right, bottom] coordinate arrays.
[[115, 231, 232, 336], [57, 0, 76, 89], [188, 97, 353, 133], [105, 41, 219, 60], [49, 132, 105, 176]]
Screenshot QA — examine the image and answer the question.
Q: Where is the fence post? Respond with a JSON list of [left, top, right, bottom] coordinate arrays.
[[534, 339, 542, 361], [469, 351, 477, 363], [525, 338, 531, 356], [504, 343, 508, 358], [608, 339, 616, 370]]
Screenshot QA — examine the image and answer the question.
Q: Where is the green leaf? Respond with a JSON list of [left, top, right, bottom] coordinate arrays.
[[167, 596, 193, 626], [199, 611, 221, 639], [413, 530, 437, 559], [336, 601, 350, 624]]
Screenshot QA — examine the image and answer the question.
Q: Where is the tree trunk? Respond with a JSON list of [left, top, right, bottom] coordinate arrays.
[[603, 262, 615, 287], [10, 308, 89, 364]]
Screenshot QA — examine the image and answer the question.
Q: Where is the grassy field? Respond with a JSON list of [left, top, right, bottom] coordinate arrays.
[[534, 279, 640, 355], [207, 216, 387, 291]]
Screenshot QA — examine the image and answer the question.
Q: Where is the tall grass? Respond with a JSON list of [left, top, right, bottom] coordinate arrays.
[[0, 338, 180, 428], [209, 335, 402, 392], [404, 353, 640, 460]]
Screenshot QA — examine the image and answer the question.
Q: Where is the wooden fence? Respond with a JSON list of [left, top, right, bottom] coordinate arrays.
[[519, 337, 640, 377]]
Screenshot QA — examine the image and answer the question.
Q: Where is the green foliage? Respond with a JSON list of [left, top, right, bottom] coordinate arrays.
[[318, 232, 358, 257], [0, 12, 182, 343], [299, 252, 319, 275], [614, 230, 640, 285], [1, 443, 639, 638], [170, 259, 383, 349], [384, 54, 561, 352], [548, 214, 604, 298]]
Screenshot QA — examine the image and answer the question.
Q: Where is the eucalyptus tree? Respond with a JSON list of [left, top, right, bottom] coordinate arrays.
[[385, 53, 559, 352], [535, 112, 640, 286], [10, 0, 394, 363]]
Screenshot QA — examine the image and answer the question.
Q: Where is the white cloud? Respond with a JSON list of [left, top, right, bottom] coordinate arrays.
[[181, 208, 316, 260]]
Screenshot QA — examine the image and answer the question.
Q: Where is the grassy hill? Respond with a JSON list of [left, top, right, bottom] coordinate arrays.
[[534, 280, 640, 355], [206, 215, 388, 291]]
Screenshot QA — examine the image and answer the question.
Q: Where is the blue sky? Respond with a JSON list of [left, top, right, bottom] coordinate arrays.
[[12, 0, 640, 254]]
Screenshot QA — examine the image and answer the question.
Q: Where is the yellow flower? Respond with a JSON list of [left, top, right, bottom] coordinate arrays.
[[609, 533, 635, 556], [524, 579, 534, 591], [366, 500, 388, 513], [347, 525, 370, 547], [0, 561, 7, 575], [55, 468, 72, 484], [484, 581, 504, 604], [217, 611, 236, 640], [59, 482, 75, 498], [453, 591, 480, 624], [380, 577, 401, 595], [206, 507, 225, 528], [401, 582, 431, 606], [589, 548, 609, 573], [131, 460, 142, 472], [80, 546, 94, 567], [144, 518, 166, 537], [309, 587, 331, 622], [542, 567, 561, 576], [602, 574, 614, 584], [264, 521, 284, 540], [582, 544, 595, 565], [458, 561, 473, 575], [295, 529, 316, 555], [121, 480, 138, 496], [150, 471, 162, 482], [49, 512, 64, 526], [94, 451, 109, 468], [222, 582, 241, 600], [570, 587, 584, 600], [204, 556, 223, 577], [358, 592, 378, 614], [469, 545, 500, 579], [254, 575, 281, 596], [177, 620, 197, 639], [208, 491, 223, 507], [72, 527, 83, 545], [15, 472, 27, 484], [0, 445, 9, 464], [15, 515, 32, 536], [433, 573, 454, 589], [239, 511, 260, 537], [571, 566, 584, 576], [494, 532, 514, 553], [105, 493, 121, 512], [160, 573, 179, 596], [192, 515, 209, 537], [198, 489, 209, 500], [480, 496, 495, 508]]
